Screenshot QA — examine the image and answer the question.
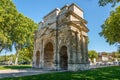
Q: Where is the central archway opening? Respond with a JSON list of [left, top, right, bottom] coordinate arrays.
[[36, 51, 40, 67], [44, 42, 54, 69], [60, 46, 68, 70]]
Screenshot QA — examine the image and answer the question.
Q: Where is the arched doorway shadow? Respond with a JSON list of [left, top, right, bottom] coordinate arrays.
[[36, 51, 40, 67], [44, 42, 54, 69], [59, 46, 68, 70]]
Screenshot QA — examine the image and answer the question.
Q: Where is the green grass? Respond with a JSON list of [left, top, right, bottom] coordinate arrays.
[[0, 66, 120, 80], [0, 65, 31, 70]]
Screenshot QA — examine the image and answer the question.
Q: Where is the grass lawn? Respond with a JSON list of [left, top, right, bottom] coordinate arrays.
[[0, 66, 120, 80], [0, 65, 31, 70]]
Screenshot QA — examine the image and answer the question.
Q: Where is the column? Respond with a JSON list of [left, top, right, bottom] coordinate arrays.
[[84, 36, 89, 63], [41, 39, 44, 69], [80, 32, 84, 63], [77, 32, 82, 63], [75, 32, 78, 63]]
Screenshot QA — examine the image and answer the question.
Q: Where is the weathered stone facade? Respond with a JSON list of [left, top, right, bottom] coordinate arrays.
[[32, 3, 89, 71]]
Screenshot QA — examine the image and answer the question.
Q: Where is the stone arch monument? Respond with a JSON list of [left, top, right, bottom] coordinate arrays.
[[32, 3, 89, 71]]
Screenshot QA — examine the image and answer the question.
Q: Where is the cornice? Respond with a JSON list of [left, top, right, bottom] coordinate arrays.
[[66, 11, 87, 24], [67, 21, 89, 32], [69, 3, 84, 12]]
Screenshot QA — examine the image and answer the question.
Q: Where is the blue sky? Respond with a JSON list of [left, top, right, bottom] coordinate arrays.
[[1, 0, 119, 55]]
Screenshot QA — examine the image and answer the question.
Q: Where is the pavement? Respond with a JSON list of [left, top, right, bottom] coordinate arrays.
[[0, 68, 58, 79]]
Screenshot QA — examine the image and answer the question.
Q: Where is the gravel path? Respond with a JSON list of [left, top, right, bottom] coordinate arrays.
[[0, 69, 58, 79]]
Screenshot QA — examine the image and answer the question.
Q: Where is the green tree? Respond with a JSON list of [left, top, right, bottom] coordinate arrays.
[[0, 0, 38, 65], [110, 52, 120, 61], [18, 46, 34, 63], [11, 13, 37, 65], [99, 6, 120, 52], [0, 0, 18, 52], [111, 52, 120, 59], [98, 0, 120, 7], [88, 50, 98, 63], [0, 54, 15, 65], [99, 0, 120, 53]]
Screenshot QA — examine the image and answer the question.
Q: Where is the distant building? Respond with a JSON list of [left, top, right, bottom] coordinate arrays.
[[97, 52, 113, 62]]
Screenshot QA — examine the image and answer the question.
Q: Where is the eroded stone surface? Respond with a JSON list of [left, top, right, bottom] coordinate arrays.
[[33, 3, 89, 71]]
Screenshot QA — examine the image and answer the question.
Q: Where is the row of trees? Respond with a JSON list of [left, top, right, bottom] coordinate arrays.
[[0, 54, 15, 65], [1, 50, 119, 65], [0, 53, 31, 65], [0, 0, 37, 65], [88, 50, 120, 63]]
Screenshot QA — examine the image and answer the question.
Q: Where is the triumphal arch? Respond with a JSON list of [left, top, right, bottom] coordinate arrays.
[[32, 3, 89, 71]]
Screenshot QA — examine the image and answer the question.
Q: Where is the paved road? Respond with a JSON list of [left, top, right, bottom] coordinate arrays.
[[0, 69, 58, 79]]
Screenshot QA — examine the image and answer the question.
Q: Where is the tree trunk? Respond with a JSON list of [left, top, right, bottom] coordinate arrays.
[[0, 47, 3, 53], [15, 50, 19, 65], [118, 44, 120, 53]]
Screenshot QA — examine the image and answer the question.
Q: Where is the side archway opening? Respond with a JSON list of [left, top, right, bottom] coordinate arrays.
[[44, 42, 54, 69], [59, 46, 68, 70]]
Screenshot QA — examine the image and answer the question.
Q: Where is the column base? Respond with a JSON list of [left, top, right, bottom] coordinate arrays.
[[68, 63, 90, 71]]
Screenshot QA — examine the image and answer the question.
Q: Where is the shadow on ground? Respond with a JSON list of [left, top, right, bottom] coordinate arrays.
[[0, 66, 120, 80], [0, 65, 31, 70]]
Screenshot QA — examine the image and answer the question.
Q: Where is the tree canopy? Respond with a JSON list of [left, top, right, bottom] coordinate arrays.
[[99, 0, 120, 52], [0, 0, 18, 52], [98, 0, 120, 7], [0, 0, 38, 64], [88, 50, 98, 62], [99, 6, 120, 46]]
